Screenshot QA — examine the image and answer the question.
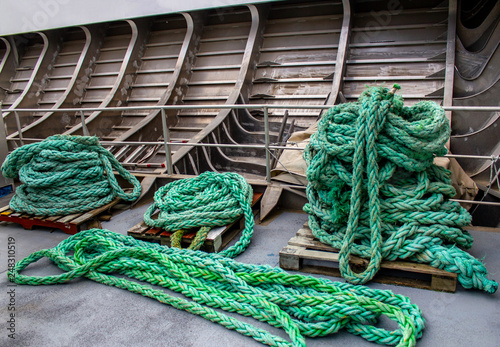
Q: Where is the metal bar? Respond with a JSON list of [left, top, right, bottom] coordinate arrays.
[[0, 102, 14, 190], [442, 106, 500, 111], [13, 111, 24, 145], [6, 137, 499, 161], [121, 162, 166, 168], [329, 0, 351, 105], [161, 108, 173, 175], [9, 105, 332, 112], [264, 106, 270, 183], [443, 0, 457, 122], [451, 199, 500, 207], [8, 105, 500, 113], [444, 154, 498, 160], [80, 110, 90, 136], [271, 110, 289, 169]]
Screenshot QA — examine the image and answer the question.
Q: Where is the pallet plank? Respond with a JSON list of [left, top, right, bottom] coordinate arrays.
[[128, 221, 150, 234], [71, 196, 123, 225], [0, 205, 11, 213]]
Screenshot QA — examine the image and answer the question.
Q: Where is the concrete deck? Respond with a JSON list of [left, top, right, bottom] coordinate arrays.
[[0, 197, 499, 346]]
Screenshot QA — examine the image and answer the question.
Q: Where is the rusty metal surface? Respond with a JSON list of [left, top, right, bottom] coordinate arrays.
[[0, 0, 498, 194]]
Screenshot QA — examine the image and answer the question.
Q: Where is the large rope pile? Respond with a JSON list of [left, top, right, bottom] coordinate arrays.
[[1, 135, 141, 215], [144, 171, 254, 257], [304, 85, 497, 293]]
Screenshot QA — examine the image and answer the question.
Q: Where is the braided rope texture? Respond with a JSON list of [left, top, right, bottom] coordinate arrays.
[[304, 85, 497, 293], [9, 229, 424, 346], [1, 135, 141, 215], [144, 171, 254, 257]]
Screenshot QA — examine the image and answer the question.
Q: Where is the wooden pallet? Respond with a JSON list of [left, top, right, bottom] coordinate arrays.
[[128, 193, 263, 253], [0, 197, 124, 235], [279, 223, 458, 292]]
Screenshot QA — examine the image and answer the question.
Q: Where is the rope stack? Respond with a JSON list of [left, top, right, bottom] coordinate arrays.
[[1, 135, 141, 215], [144, 171, 254, 257], [9, 228, 424, 346], [304, 85, 497, 293]]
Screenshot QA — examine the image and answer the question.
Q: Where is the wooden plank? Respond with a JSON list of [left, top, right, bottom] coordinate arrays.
[[431, 274, 457, 292], [146, 228, 163, 236], [45, 215, 63, 222], [279, 245, 303, 271], [128, 222, 150, 235], [58, 213, 83, 224], [205, 225, 226, 252], [71, 196, 122, 225], [260, 185, 283, 221], [0, 205, 11, 213]]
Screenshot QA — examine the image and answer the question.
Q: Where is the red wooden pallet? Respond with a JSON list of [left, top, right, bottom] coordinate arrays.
[[0, 197, 124, 234]]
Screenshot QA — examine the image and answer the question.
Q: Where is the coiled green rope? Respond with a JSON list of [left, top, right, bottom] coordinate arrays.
[[8, 228, 424, 346], [1, 135, 141, 215], [304, 85, 497, 293], [144, 171, 254, 257]]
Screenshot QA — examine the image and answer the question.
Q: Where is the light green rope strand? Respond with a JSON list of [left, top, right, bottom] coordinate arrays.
[[9, 229, 424, 346], [303, 85, 497, 293], [1, 135, 141, 215]]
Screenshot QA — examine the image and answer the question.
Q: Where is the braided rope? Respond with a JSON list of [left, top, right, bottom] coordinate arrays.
[[9, 229, 424, 346], [1, 135, 141, 215], [144, 171, 254, 257], [304, 85, 497, 293]]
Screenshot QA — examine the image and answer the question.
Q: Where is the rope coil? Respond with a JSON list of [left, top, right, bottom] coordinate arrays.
[[1, 135, 141, 215], [143, 171, 254, 257], [304, 85, 497, 293]]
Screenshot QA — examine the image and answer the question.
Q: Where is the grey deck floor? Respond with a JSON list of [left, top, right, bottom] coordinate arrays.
[[0, 197, 499, 347]]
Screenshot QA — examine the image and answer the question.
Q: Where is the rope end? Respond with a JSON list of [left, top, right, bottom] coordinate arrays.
[[389, 84, 401, 95]]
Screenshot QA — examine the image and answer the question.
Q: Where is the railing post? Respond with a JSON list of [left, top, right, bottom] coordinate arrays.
[[264, 106, 270, 183], [13, 111, 24, 146], [0, 103, 14, 191], [161, 108, 173, 175], [80, 110, 90, 136]]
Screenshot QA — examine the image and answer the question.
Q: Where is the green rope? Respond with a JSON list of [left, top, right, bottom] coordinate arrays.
[[304, 85, 497, 293], [170, 227, 211, 250], [1, 135, 141, 216], [143, 171, 254, 257], [8, 228, 424, 346]]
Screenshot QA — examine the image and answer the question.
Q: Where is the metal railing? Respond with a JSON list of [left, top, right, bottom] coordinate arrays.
[[1, 103, 499, 206]]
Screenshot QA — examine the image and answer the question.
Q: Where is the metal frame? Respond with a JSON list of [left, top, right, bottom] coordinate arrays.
[[3, 104, 499, 207]]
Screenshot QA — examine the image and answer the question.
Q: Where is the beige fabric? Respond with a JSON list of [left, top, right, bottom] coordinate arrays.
[[271, 122, 318, 186], [434, 157, 478, 209]]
